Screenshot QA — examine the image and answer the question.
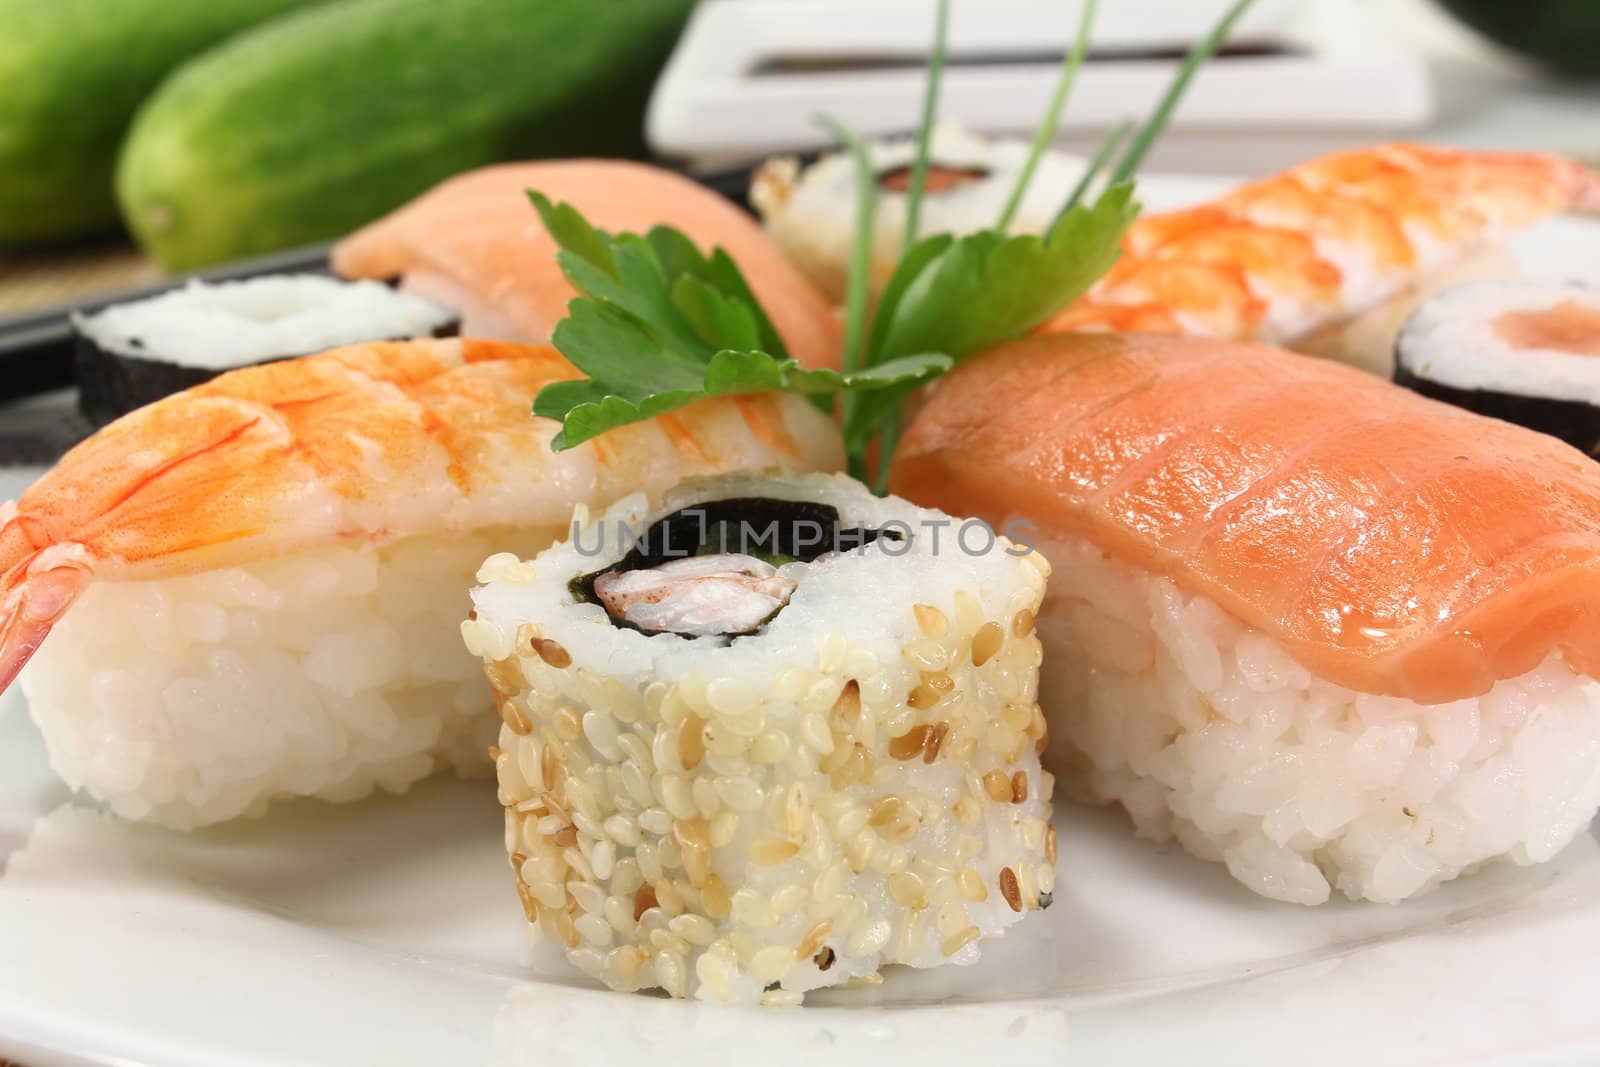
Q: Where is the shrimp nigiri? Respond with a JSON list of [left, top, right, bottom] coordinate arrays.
[[894, 331, 1600, 904], [1046, 143, 1600, 373], [0, 338, 842, 828], [333, 160, 843, 371]]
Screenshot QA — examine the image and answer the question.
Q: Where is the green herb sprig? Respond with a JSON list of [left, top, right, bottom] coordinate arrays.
[[529, 0, 1256, 489]]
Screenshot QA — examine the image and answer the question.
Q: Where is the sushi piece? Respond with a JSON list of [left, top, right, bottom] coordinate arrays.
[[332, 160, 842, 370], [0, 338, 842, 829], [893, 331, 1600, 905], [751, 125, 1087, 303], [71, 274, 456, 426], [1045, 143, 1600, 375], [465, 472, 1053, 1002], [1395, 282, 1600, 455]]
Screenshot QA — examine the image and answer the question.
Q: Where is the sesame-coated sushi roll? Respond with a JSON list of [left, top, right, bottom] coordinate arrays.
[[463, 472, 1054, 1004]]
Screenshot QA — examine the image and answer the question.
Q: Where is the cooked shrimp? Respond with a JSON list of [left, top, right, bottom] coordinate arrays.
[[0, 338, 843, 827], [1047, 143, 1600, 346]]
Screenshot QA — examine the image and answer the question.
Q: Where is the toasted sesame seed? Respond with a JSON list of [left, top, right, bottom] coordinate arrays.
[[887, 871, 928, 910], [707, 677, 760, 717], [829, 680, 862, 726], [750, 945, 794, 984], [983, 770, 1013, 803], [513, 623, 541, 658], [913, 603, 950, 640], [773, 665, 812, 702], [655, 879, 685, 917], [923, 671, 955, 694], [971, 622, 1004, 666], [575, 913, 614, 947], [655, 949, 687, 998], [677, 714, 706, 771], [795, 920, 833, 959], [956, 865, 987, 902], [1045, 824, 1058, 865], [1012, 609, 1036, 637], [669, 913, 717, 946], [845, 919, 892, 957], [935, 900, 968, 939], [552, 824, 578, 848], [999, 867, 1022, 912], [889, 724, 932, 760], [609, 945, 645, 980], [484, 657, 529, 697], [532, 638, 572, 669], [696, 952, 733, 1002], [895, 911, 925, 958], [714, 776, 764, 812], [814, 946, 836, 971], [907, 683, 943, 709], [940, 925, 981, 957], [800, 711, 835, 754], [702, 874, 732, 919], [1011, 771, 1030, 803], [499, 700, 533, 736], [552, 706, 582, 742], [709, 809, 741, 848], [818, 631, 848, 674], [749, 838, 800, 865], [633, 885, 658, 921], [1017, 861, 1039, 908], [673, 817, 709, 851], [923, 721, 950, 764]]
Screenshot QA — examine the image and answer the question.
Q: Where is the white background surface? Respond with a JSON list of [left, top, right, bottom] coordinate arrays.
[[1366, 0, 1599, 157]]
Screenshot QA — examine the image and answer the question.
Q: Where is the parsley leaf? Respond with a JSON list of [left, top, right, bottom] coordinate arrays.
[[842, 181, 1138, 454], [527, 191, 948, 451]]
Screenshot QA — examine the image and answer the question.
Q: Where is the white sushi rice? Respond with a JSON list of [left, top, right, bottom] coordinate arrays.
[[1397, 281, 1600, 402], [72, 275, 454, 369], [1032, 529, 1600, 905], [466, 473, 1053, 1003], [751, 124, 1086, 303], [21, 526, 561, 829]]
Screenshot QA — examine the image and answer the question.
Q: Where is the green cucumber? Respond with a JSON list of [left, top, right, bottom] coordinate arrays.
[[116, 0, 696, 270], [0, 0, 320, 245]]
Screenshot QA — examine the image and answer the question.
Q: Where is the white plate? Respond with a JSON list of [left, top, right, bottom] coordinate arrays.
[[2, 181, 1600, 1067]]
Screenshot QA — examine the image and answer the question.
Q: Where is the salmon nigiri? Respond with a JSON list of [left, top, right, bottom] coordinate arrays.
[[1046, 143, 1600, 373], [333, 160, 842, 370], [893, 332, 1600, 905], [0, 338, 842, 828]]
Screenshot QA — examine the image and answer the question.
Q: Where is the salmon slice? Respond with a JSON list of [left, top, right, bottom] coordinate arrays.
[[333, 160, 841, 370], [891, 332, 1600, 704]]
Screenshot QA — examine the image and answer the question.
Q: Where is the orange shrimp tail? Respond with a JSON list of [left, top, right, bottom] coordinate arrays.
[[0, 506, 93, 693]]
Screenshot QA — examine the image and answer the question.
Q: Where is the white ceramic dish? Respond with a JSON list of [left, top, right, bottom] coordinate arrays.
[[1, 180, 1599, 1067]]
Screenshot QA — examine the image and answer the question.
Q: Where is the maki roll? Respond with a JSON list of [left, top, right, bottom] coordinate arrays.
[[1395, 282, 1600, 455], [751, 125, 1086, 303], [464, 473, 1054, 1003], [72, 275, 456, 425]]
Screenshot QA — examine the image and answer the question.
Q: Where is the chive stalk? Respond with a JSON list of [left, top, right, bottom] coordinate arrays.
[[994, 0, 1099, 233], [901, 0, 952, 247], [1108, 0, 1257, 185]]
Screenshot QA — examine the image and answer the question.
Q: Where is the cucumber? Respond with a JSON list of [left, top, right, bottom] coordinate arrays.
[[1436, 0, 1600, 75], [0, 0, 320, 245], [116, 0, 697, 270]]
